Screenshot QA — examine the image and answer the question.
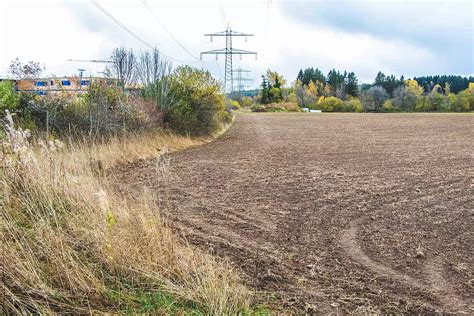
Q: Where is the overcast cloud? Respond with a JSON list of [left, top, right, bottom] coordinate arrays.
[[0, 0, 472, 86]]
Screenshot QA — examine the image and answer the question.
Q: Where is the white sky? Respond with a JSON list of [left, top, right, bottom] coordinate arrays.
[[0, 0, 472, 87]]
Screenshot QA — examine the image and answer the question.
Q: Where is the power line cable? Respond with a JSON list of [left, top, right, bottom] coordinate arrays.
[[217, 0, 227, 28], [141, 0, 202, 62], [91, 0, 198, 64], [264, 0, 272, 41]]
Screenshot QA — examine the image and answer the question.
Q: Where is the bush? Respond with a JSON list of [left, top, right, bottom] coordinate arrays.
[[287, 92, 298, 104], [456, 91, 472, 111], [251, 102, 301, 112], [343, 98, 363, 112], [166, 66, 230, 134], [241, 96, 254, 108], [226, 99, 241, 111], [316, 96, 343, 112], [0, 80, 19, 112], [14, 83, 163, 138]]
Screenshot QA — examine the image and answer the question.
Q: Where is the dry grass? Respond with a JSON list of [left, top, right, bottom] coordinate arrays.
[[0, 114, 251, 314]]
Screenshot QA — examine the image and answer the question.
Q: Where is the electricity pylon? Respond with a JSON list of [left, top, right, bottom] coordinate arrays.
[[232, 68, 253, 98], [201, 26, 256, 93]]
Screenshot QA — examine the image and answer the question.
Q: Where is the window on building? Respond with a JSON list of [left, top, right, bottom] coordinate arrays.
[[35, 81, 47, 86], [80, 80, 90, 86], [51, 80, 54, 86], [36, 91, 47, 96], [61, 80, 71, 86]]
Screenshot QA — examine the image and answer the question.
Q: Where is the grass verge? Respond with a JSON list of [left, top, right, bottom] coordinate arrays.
[[1, 113, 258, 314]]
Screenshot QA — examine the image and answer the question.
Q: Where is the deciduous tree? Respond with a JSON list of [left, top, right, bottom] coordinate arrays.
[[9, 58, 43, 79]]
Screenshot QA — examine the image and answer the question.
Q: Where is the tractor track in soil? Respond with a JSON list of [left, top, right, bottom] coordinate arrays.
[[110, 113, 473, 314]]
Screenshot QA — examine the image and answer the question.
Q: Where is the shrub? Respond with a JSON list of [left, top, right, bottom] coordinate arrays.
[[287, 92, 298, 104], [343, 98, 363, 112], [0, 80, 19, 112], [428, 92, 445, 111], [241, 96, 254, 108], [166, 66, 229, 134], [226, 99, 241, 111], [382, 99, 394, 112], [251, 102, 300, 112], [14, 83, 163, 138], [316, 96, 343, 112], [456, 91, 472, 111]]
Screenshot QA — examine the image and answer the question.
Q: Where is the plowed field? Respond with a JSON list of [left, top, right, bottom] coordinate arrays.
[[112, 113, 473, 314]]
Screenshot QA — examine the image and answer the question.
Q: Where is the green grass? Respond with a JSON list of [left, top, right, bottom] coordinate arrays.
[[105, 285, 271, 315]]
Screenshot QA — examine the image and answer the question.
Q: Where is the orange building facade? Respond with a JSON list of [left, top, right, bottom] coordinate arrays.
[[12, 77, 118, 95]]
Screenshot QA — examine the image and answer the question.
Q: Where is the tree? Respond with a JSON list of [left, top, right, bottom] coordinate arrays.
[[260, 76, 270, 104], [392, 85, 408, 110], [373, 71, 403, 96], [327, 69, 345, 96], [413, 75, 473, 94], [296, 69, 304, 83], [345, 72, 358, 97], [361, 86, 389, 112], [136, 48, 170, 86], [266, 69, 286, 88], [269, 87, 282, 103], [428, 90, 444, 111], [107, 47, 137, 89], [444, 82, 451, 96], [260, 70, 286, 104], [305, 81, 319, 106], [0, 81, 19, 112], [9, 58, 43, 79], [297, 68, 326, 86], [137, 48, 173, 110], [406, 79, 424, 95], [374, 71, 386, 87]]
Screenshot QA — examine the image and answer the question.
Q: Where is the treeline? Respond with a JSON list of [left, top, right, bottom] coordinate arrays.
[[254, 67, 474, 113], [0, 47, 231, 138], [414, 75, 473, 94], [297, 68, 358, 98]]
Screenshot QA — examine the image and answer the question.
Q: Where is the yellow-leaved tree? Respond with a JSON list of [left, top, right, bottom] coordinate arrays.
[[405, 79, 424, 96]]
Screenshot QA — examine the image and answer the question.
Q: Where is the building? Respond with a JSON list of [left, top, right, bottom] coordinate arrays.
[[7, 77, 119, 95]]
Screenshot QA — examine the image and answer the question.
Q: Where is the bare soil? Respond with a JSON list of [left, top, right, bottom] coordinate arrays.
[[111, 113, 473, 314]]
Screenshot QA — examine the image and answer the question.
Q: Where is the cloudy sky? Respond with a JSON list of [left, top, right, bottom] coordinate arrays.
[[0, 0, 472, 87]]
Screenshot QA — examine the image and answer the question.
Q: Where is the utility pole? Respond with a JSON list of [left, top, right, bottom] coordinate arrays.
[[78, 68, 86, 91], [201, 26, 256, 93], [232, 68, 253, 99]]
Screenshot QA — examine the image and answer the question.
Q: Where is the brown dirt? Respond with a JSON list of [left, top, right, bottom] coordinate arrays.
[[110, 113, 474, 314]]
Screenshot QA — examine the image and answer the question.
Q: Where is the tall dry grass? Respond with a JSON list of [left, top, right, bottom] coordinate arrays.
[[0, 111, 249, 314]]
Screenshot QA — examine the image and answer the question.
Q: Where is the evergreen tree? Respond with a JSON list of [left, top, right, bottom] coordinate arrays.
[[260, 76, 270, 104], [297, 69, 304, 83], [345, 72, 358, 97], [327, 69, 345, 96]]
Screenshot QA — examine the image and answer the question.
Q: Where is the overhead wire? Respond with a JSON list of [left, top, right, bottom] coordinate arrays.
[[141, 0, 204, 62], [91, 0, 199, 64], [265, 0, 272, 35], [217, 0, 227, 28]]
